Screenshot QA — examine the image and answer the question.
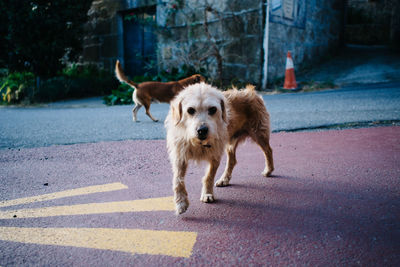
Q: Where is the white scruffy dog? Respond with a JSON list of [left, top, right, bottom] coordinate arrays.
[[165, 83, 274, 214]]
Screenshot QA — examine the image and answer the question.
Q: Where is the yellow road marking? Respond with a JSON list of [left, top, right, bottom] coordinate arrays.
[[0, 227, 197, 258], [0, 197, 174, 219], [0, 182, 128, 208]]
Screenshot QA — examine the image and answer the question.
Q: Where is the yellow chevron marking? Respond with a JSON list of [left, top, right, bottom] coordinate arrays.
[[0, 182, 128, 208], [0, 196, 174, 219], [0, 227, 197, 258]]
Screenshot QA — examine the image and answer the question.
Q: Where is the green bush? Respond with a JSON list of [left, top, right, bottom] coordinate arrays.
[[0, 71, 35, 104], [1, 1, 92, 77], [59, 64, 117, 99], [61, 63, 110, 79], [35, 77, 71, 102], [103, 83, 134, 106], [36, 76, 117, 103], [1, 64, 118, 104]]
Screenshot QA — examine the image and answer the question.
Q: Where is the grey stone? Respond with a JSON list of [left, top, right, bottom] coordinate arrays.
[[81, 0, 345, 86], [100, 35, 119, 57], [83, 45, 101, 62]]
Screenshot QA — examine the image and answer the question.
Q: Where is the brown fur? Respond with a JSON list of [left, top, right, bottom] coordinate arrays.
[[217, 85, 274, 187], [115, 60, 205, 122], [165, 83, 274, 214]]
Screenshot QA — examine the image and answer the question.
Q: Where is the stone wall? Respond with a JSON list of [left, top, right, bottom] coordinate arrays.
[[156, 0, 264, 84], [346, 0, 400, 46], [83, 0, 122, 70], [267, 0, 345, 83], [82, 0, 345, 88], [83, 0, 157, 70], [156, 0, 345, 86]]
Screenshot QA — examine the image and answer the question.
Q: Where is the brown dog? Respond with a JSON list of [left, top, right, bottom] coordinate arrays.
[[115, 60, 205, 122], [165, 83, 274, 214]]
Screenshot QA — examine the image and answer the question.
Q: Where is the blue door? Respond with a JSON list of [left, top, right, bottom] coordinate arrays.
[[123, 7, 157, 77]]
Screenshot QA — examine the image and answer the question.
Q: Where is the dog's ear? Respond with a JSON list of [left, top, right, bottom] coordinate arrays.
[[171, 99, 183, 125], [220, 98, 227, 123]]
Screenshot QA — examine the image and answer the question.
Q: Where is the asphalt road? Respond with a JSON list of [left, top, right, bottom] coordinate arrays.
[[0, 83, 399, 265], [1, 82, 399, 149], [0, 127, 399, 265]]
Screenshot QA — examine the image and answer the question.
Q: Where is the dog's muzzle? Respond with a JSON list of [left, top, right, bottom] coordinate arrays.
[[197, 125, 208, 140]]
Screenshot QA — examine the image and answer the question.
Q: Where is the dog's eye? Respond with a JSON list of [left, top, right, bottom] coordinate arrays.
[[187, 107, 196, 115], [208, 107, 217, 115]]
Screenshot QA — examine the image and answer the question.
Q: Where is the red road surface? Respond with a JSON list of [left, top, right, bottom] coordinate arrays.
[[0, 126, 399, 266]]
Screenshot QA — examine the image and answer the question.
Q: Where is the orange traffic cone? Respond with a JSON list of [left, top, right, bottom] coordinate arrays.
[[283, 51, 297, 90]]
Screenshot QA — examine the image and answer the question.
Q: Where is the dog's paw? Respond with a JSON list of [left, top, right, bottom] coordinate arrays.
[[175, 200, 189, 215], [215, 179, 229, 187], [262, 169, 273, 177], [200, 193, 215, 203]]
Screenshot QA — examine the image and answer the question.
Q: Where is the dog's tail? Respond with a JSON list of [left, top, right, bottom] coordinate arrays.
[[245, 84, 256, 91], [115, 60, 138, 89]]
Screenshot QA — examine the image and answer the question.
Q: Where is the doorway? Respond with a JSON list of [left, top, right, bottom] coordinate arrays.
[[122, 6, 157, 77]]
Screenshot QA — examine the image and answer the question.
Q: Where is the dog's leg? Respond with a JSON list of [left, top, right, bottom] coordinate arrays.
[[172, 158, 189, 214], [253, 134, 274, 177], [143, 102, 159, 122], [132, 90, 142, 122], [215, 140, 239, 187], [132, 103, 142, 122], [200, 159, 220, 203]]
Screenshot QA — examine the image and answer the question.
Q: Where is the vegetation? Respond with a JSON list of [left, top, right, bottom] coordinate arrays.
[[0, 0, 105, 105], [267, 79, 337, 94], [300, 80, 336, 92], [37, 64, 117, 102], [0, 71, 35, 104], [103, 83, 134, 106], [0, 0, 92, 78], [0, 64, 117, 104]]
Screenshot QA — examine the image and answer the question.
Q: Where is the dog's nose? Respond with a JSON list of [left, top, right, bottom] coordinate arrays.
[[197, 125, 208, 140]]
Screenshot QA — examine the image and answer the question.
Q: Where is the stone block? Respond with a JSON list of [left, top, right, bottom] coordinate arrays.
[[162, 46, 172, 60], [223, 36, 261, 65], [245, 12, 262, 35], [188, 40, 209, 57], [206, 21, 225, 41], [246, 65, 262, 84], [225, 0, 259, 12], [83, 45, 101, 62], [223, 63, 248, 83], [100, 35, 119, 57], [83, 36, 100, 47], [94, 19, 112, 35], [221, 17, 245, 39]]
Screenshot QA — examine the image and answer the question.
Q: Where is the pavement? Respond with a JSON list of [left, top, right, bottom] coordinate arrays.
[[1, 82, 400, 149], [1, 45, 400, 265], [0, 126, 399, 266]]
